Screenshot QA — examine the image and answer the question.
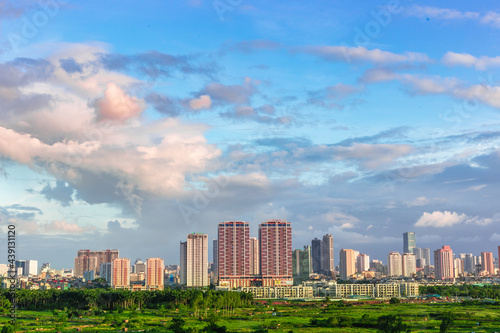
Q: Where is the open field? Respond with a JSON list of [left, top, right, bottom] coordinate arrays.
[[2, 300, 500, 332]]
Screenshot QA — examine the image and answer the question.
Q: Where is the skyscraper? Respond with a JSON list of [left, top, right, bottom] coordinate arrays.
[[180, 233, 208, 287], [356, 253, 370, 273], [434, 246, 454, 281], [100, 262, 112, 284], [259, 219, 293, 287], [146, 257, 164, 290], [212, 239, 218, 285], [422, 248, 431, 267], [481, 252, 494, 275], [403, 232, 416, 254], [311, 238, 322, 273], [459, 253, 474, 273], [111, 258, 130, 289], [387, 252, 402, 276], [402, 253, 416, 277], [321, 234, 334, 276], [454, 258, 464, 277], [339, 249, 356, 280], [292, 245, 312, 284], [249, 237, 260, 276], [217, 221, 250, 287]]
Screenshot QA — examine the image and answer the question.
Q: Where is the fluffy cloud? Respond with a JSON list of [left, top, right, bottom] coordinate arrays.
[[415, 211, 494, 228], [481, 11, 500, 28], [189, 95, 212, 110], [94, 82, 145, 122]]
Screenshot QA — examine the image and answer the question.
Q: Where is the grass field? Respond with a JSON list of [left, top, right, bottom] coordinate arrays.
[[2, 300, 500, 332]]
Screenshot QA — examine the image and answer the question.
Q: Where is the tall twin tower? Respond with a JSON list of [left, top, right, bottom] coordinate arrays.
[[181, 220, 293, 288]]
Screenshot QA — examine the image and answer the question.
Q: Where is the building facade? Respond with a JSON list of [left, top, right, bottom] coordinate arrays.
[[146, 257, 164, 290], [259, 219, 293, 287], [311, 238, 322, 274], [217, 221, 251, 288], [321, 234, 334, 276], [74, 249, 119, 277], [111, 258, 130, 289], [292, 246, 312, 284], [249, 237, 260, 276], [387, 252, 402, 277], [434, 246, 454, 281], [402, 253, 416, 277], [180, 233, 208, 287], [339, 249, 356, 280], [403, 232, 416, 254], [481, 252, 495, 275]]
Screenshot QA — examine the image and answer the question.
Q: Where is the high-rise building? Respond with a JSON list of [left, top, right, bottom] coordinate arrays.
[[421, 248, 431, 267], [259, 219, 293, 287], [402, 253, 416, 277], [356, 253, 370, 273], [459, 253, 474, 273], [26, 260, 38, 276], [100, 262, 112, 284], [321, 234, 334, 276], [311, 238, 322, 274], [339, 249, 356, 280], [387, 252, 402, 276], [403, 232, 416, 254], [481, 252, 494, 275], [111, 258, 130, 288], [454, 258, 464, 277], [146, 257, 164, 290], [249, 237, 260, 276], [180, 233, 208, 287], [434, 246, 454, 281], [132, 259, 146, 274], [74, 249, 119, 277], [217, 221, 250, 287], [292, 246, 311, 284], [212, 239, 218, 285]]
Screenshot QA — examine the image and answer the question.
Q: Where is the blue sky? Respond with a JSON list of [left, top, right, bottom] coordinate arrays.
[[1, 0, 500, 268]]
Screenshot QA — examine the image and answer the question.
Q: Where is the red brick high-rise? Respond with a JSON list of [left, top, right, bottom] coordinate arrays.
[[259, 219, 292, 287], [217, 221, 250, 287]]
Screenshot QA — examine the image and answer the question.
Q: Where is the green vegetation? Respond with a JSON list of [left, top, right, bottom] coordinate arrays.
[[420, 284, 500, 299], [1, 289, 500, 332]]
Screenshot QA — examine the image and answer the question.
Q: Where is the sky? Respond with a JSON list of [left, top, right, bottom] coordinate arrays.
[[1, 0, 500, 269]]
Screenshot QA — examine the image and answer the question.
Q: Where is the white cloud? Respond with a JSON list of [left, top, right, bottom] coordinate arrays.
[[406, 196, 430, 207], [415, 211, 467, 227], [442, 52, 500, 70], [415, 211, 495, 228], [405, 5, 479, 20], [302, 46, 430, 64], [481, 11, 500, 28]]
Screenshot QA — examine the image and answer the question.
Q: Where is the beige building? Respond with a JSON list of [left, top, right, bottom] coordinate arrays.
[[388, 252, 402, 276], [146, 257, 164, 290], [180, 233, 208, 287], [339, 249, 356, 280], [249, 237, 260, 275], [402, 253, 416, 277], [111, 258, 130, 289]]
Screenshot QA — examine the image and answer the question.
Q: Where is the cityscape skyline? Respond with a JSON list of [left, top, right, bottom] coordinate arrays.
[[1, 1, 500, 269]]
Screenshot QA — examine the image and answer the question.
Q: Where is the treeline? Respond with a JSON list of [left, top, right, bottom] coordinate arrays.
[[419, 284, 500, 299], [0, 288, 253, 312]]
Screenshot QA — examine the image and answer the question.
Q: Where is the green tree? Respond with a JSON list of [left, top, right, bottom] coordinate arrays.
[[439, 312, 454, 333], [170, 317, 187, 333], [377, 315, 410, 333]]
